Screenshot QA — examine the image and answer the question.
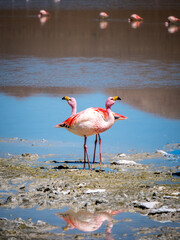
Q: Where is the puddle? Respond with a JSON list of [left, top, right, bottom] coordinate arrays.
[[0, 207, 180, 239]]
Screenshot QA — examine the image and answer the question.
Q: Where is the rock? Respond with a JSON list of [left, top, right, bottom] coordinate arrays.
[[21, 153, 39, 160], [172, 172, 180, 177], [85, 189, 106, 194], [54, 164, 69, 169], [133, 201, 160, 209], [156, 150, 169, 156], [149, 206, 180, 214], [111, 160, 141, 166], [117, 153, 127, 157]]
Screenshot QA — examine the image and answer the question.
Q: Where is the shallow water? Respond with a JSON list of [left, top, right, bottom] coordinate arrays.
[[0, 206, 180, 239], [0, 92, 179, 156], [0, 1, 180, 238]]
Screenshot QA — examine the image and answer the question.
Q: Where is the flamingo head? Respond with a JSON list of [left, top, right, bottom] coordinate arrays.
[[106, 96, 121, 108], [62, 96, 77, 109]]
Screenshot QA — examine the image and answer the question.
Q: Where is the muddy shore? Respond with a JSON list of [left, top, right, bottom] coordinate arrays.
[[0, 140, 179, 239]]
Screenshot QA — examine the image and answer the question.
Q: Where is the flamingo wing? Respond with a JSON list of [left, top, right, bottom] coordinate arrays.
[[92, 107, 127, 121]]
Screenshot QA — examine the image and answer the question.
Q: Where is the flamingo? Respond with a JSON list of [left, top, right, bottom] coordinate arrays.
[[128, 14, 143, 22], [55, 96, 123, 169], [167, 16, 180, 24], [38, 10, 50, 18], [61, 96, 127, 165], [99, 12, 109, 19], [165, 16, 180, 27]]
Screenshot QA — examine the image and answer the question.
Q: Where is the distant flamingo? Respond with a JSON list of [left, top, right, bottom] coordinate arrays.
[[55, 96, 122, 169], [62, 96, 127, 165], [167, 16, 180, 24], [99, 12, 109, 19], [38, 10, 50, 18], [128, 14, 143, 22], [165, 16, 180, 28]]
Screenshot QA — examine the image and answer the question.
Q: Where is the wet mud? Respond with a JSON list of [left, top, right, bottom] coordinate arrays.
[[0, 140, 179, 239]]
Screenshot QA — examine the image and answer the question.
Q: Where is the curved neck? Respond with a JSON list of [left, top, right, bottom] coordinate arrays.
[[71, 105, 77, 116], [69, 100, 77, 116], [105, 104, 114, 127]]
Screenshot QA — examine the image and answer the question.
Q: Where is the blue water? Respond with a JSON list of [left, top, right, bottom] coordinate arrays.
[[0, 92, 179, 159]]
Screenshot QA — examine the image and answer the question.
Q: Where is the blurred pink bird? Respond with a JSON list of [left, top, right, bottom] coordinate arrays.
[[128, 14, 143, 22], [99, 12, 109, 19], [167, 16, 180, 24], [165, 16, 180, 27], [38, 10, 50, 18], [55, 96, 124, 169], [61, 96, 127, 165]]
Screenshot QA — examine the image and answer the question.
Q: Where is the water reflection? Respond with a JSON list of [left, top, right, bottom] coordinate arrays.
[[166, 25, 180, 34], [99, 21, 109, 30], [0, 86, 179, 119], [0, 9, 180, 60], [37, 16, 50, 26], [55, 208, 125, 238], [129, 20, 143, 29]]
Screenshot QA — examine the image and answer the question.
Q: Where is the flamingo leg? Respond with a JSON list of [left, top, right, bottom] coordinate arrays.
[[84, 136, 91, 170], [98, 134, 102, 164], [84, 138, 86, 169], [93, 134, 98, 164]]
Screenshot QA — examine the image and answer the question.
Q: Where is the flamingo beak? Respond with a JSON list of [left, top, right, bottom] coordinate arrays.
[[62, 96, 70, 101], [54, 123, 62, 128], [113, 96, 121, 101]]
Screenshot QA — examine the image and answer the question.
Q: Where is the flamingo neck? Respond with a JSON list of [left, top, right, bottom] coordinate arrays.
[[106, 105, 114, 125], [71, 105, 77, 116], [69, 100, 77, 116]]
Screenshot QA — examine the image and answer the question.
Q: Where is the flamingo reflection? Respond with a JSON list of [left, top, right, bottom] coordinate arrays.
[[166, 25, 180, 34], [99, 21, 109, 29], [55, 209, 125, 237], [129, 21, 143, 29]]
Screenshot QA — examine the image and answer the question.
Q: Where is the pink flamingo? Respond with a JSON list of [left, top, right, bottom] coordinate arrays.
[[99, 12, 109, 19], [167, 16, 180, 24], [165, 16, 180, 27], [128, 14, 143, 22], [62, 96, 127, 165], [38, 10, 50, 18], [55, 96, 123, 169]]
